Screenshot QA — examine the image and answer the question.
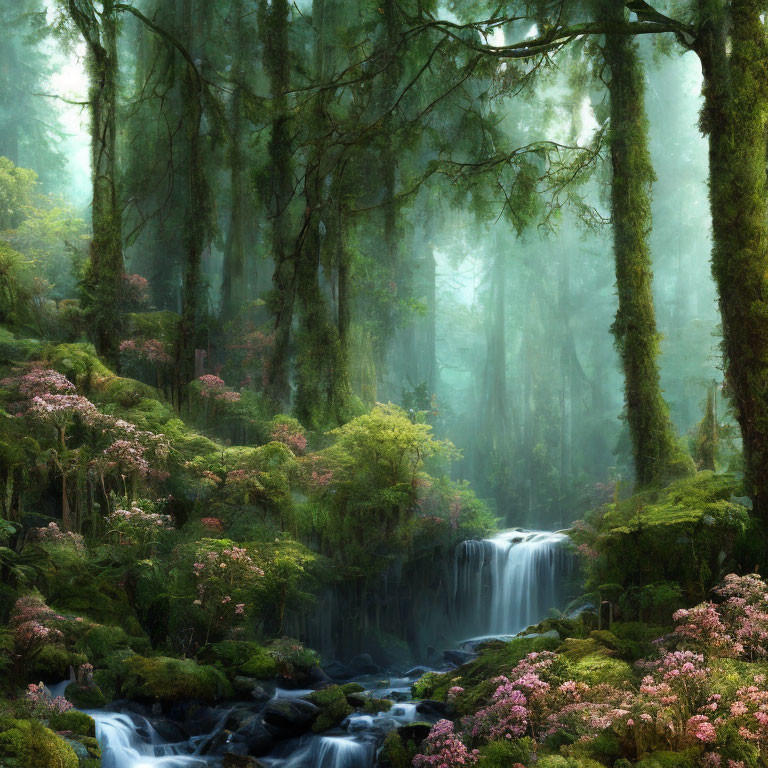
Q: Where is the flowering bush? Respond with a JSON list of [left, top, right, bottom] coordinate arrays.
[[119, 338, 172, 365], [1, 367, 75, 399], [414, 719, 479, 767], [193, 375, 241, 403], [10, 595, 64, 653], [270, 417, 307, 455], [191, 539, 264, 641], [29, 522, 84, 551], [123, 272, 150, 305], [108, 503, 173, 555], [673, 573, 768, 660], [25, 682, 72, 714]]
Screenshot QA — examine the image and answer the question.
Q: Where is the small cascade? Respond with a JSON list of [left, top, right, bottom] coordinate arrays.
[[454, 529, 573, 638], [92, 712, 210, 768], [316, 736, 374, 768]]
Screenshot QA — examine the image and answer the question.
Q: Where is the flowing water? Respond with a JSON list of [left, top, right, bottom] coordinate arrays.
[[90, 529, 572, 768]]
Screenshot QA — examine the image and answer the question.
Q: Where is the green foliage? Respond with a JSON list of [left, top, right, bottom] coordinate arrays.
[[477, 738, 533, 767], [636, 749, 703, 768], [0, 718, 79, 768], [309, 686, 353, 732], [0, 158, 36, 231], [238, 647, 278, 679], [572, 473, 748, 614]]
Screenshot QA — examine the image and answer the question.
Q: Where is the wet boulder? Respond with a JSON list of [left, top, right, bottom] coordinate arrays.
[[442, 650, 475, 667], [348, 653, 381, 675], [262, 697, 320, 739], [227, 716, 275, 757], [322, 660, 355, 680], [415, 699, 448, 718]]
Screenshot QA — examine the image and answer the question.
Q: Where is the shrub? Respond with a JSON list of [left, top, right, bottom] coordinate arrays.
[[0, 719, 79, 768]]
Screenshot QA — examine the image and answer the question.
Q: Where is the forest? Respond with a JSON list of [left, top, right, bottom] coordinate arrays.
[[0, 0, 767, 767]]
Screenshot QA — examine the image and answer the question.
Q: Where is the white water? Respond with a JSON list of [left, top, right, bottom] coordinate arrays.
[[454, 529, 572, 638], [92, 529, 570, 767]]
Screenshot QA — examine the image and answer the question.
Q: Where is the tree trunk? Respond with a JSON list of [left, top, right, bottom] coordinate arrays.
[[69, 0, 124, 359], [221, 0, 248, 323], [262, 0, 295, 408], [603, 5, 683, 487], [696, 0, 768, 515]]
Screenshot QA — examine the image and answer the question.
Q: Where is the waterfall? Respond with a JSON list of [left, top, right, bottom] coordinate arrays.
[[453, 529, 573, 639], [91, 712, 210, 768]]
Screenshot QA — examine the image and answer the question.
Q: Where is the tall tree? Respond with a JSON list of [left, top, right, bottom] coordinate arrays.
[[601, 3, 684, 486], [62, 0, 123, 358]]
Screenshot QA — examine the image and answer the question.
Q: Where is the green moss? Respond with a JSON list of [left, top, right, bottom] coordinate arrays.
[[0, 719, 79, 768], [42, 342, 112, 390], [307, 685, 346, 707], [46, 711, 95, 738], [238, 647, 278, 679], [636, 749, 702, 768], [568, 652, 635, 687], [311, 695, 353, 732], [120, 656, 233, 702], [197, 641, 263, 669], [362, 697, 393, 713], [340, 682, 364, 695], [76, 625, 147, 666], [411, 671, 443, 700], [0, 328, 42, 363], [64, 683, 107, 709], [98, 376, 157, 408]]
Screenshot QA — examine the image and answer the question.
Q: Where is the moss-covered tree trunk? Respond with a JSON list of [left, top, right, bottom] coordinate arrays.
[[603, 8, 682, 486], [261, 0, 295, 408], [67, 0, 124, 359], [695, 0, 768, 515]]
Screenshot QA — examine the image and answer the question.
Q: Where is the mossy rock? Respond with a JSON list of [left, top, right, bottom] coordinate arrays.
[[46, 710, 95, 738], [340, 682, 365, 695], [42, 343, 112, 390], [64, 683, 107, 709], [98, 376, 157, 408], [307, 685, 346, 707], [477, 737, 533, 767], [238, 647, 278, 680], [361, 697, 393, 713], [61, 734, 101, 768], [568, 652, 635, 687], [120, 656, 233, 702], [0, 718, 79, 768], [588, 630, 621, 651], [311, 696, 353, 733]]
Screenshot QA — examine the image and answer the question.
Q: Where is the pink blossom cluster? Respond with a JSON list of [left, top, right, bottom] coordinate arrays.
[[11, 595, 64, 651], [195, 375, 241, 403], [271, 421, 307, 454], [109, 506, 173, 530], [29, 393, 100, 426], [413, 719, 479, 768], [123, 272, 150, 304], [30, 521, 85, 551], [673, 573, 768, 660], [103, 439, 150, 476], [119, 338, 172, 365], [1, 367, 75, 398], [201, 517, 224, 531], [26, 683, 73, 714]]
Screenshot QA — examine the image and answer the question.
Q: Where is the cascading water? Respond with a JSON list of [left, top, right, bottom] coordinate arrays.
[[453, 529, 574, 639], [91, 529, 571, 767]]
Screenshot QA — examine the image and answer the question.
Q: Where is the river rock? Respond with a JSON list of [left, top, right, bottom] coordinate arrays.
[[405, 666, 432, 678], [416, 699, 448, 718], [322, 660, 355, 681], [306, 665, 332, 685], [520, 629, 560, 640], [443, 650, 475, 666], [349, 653, 381, 675], [224, 755, 267, 768], [151, 718, 189, 742], [228, 716, 275, 756], [262, 697, 320, 738]]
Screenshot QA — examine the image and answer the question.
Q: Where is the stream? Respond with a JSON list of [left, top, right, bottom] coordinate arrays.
[[86, 529, 573, 767]]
